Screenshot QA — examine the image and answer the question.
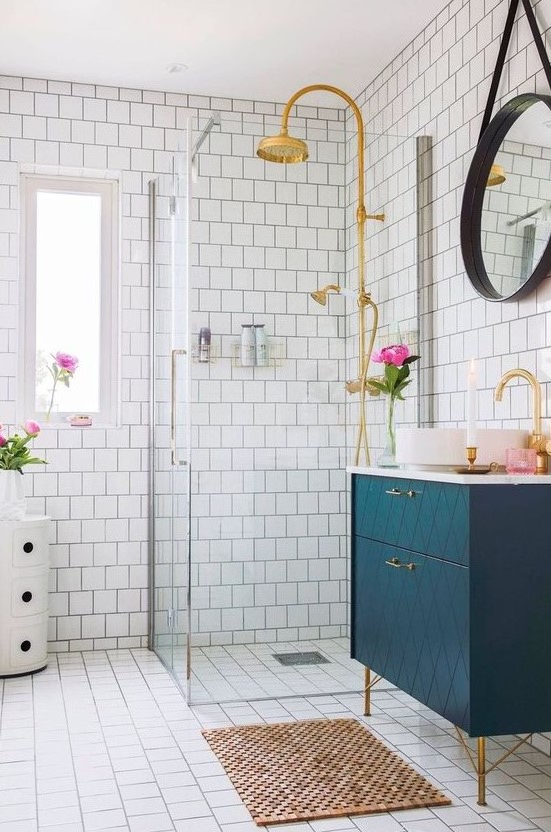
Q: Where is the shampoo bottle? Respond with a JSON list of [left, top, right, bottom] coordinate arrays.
[[198, 327, 211, 363], [254, 324, 268, 366], [240, 325, 256, 366]]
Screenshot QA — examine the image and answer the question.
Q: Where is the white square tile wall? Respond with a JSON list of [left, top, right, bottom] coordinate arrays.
[[348, 0, 551, 448], [188, 111, 349, 646], [0, 76, 347, 651]]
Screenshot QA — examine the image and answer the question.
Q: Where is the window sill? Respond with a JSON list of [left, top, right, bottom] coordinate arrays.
[[39, 422, 118, 430]]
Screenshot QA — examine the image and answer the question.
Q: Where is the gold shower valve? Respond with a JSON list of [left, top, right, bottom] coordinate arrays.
[[366, 212, 385, 222], [345, 379, 361, 394], [345, 378, 382, 396]]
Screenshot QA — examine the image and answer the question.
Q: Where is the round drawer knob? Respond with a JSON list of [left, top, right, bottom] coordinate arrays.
[[22, 591, 32, 603], [20, 640, 31, 652], [23, 542, 33, 553]]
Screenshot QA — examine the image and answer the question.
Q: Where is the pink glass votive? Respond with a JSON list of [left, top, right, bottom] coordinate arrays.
[[505, 448, 537, 474]]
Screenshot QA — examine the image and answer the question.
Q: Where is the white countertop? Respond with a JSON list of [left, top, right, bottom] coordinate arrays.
[[347, 466, 551, 485]]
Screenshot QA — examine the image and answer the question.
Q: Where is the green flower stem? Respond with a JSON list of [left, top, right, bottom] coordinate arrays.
[[386, 396, 396, 457]]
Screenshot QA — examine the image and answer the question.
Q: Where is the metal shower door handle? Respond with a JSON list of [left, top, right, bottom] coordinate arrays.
[[171, 348, 187, 467]]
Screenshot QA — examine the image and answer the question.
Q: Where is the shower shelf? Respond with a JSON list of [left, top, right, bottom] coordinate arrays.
[[231, 341, 285, 368]]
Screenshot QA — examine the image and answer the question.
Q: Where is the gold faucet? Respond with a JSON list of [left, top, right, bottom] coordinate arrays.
[[494, 369, 547, 474]]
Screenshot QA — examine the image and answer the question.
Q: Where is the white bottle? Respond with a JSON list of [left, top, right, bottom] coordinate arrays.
[[240, 325, 256, 366], [254, 324, 268, 367]]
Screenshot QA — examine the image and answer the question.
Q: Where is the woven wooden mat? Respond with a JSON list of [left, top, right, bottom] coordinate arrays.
[[202, 717, 451, 826]]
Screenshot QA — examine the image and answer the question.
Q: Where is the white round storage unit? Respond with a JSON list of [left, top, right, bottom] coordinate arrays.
[[0, 516, 50, 677]]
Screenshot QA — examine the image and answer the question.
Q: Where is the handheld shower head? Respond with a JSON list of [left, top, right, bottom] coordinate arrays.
[[311, 289, 329, 305], [310, 285, 364, 306], [257, 130, 308, 164], [310, 284, 342, 305]]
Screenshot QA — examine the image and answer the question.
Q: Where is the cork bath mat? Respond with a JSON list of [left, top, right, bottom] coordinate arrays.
[[202, 717, 451, 826]]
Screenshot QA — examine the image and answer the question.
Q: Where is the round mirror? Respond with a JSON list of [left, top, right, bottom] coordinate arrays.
[[461, 93, 551, 301]]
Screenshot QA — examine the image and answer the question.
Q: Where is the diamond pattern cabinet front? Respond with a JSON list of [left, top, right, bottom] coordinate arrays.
[[353, 475, 469, 565], [351, 473, 551, 738], [352, 536, 469, 730]]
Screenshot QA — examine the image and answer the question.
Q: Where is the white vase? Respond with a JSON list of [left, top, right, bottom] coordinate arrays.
[[0, 470, 26, 520]]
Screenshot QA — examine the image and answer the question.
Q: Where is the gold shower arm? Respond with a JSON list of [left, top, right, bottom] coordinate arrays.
[[280, 85, 368, 253]]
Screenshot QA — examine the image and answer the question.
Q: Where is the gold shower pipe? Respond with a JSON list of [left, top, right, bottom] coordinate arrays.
[[274, 84, 382, 465]]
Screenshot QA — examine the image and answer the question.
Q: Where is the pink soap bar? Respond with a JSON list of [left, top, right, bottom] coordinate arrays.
[[70, 415, 92, 427]]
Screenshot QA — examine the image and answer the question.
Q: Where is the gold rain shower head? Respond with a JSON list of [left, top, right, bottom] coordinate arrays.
[[487, 163, 506, 186], [257, 129, 309, 164]]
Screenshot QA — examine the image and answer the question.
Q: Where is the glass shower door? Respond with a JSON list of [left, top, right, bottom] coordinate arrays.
[[150, 132, 191, 696]]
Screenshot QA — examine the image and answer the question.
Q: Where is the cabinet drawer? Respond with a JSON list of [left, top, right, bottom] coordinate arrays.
[[351, 535, 470, 730], [353, 474, 469, 565], [11, 572, 49, 617], [12, 524, 49, 569], [7, 621, 48, 673]]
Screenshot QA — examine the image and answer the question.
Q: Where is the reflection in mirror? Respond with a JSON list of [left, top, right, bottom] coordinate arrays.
[[481, 102, 551, 298]]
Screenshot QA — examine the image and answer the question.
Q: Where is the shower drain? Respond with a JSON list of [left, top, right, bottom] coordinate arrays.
[[272, 651, 330, 666]]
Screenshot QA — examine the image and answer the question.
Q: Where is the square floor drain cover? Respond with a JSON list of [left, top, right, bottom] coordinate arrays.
[[273, 651, 330, 666]]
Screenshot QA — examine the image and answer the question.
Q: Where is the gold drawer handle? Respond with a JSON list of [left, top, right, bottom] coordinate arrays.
[[385, 488, 420, 498], [385, 557, 417, 571]]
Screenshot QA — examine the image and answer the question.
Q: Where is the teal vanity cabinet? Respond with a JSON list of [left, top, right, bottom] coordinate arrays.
[[351, 471, 551, 742]]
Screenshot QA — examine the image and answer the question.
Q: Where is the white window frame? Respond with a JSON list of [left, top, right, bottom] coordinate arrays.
[[20, 173, 119, 426]]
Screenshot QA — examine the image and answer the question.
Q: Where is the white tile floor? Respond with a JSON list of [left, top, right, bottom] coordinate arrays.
[[2, 649, 551, 832], [186, 637, 387, 702]]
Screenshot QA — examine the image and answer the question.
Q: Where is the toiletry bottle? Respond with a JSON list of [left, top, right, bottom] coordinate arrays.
[[254, 324, 268, 367], [240, 325, 256, 366], [198, 327, 211, 363]]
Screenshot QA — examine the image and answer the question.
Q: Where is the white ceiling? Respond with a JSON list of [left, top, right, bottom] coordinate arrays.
[[0, 0, 449, 106]]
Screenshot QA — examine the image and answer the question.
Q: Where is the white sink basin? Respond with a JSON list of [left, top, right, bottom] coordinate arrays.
[[395, 427, 529, 469]]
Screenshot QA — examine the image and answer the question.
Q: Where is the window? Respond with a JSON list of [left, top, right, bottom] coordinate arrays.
[[21, 175, 119, 425]]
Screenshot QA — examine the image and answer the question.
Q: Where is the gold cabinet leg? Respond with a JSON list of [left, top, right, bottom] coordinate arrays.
[[364, 666, 371, 716], [477, 737, 486, 806]]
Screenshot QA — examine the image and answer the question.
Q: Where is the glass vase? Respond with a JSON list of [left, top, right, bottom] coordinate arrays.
[[378, 396, 399, 468]]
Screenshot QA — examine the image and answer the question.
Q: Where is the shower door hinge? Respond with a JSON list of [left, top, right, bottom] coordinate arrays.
[[167, 607, 177, 629]]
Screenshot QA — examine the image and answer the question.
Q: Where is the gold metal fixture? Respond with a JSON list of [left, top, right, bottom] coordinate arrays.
[[454, 727, 533, 806], [385, 487, 419, 498], [363, 666, 382, 716], [257, 84, 383, 466], [487, 163, 506, 186], [310, 284, 342, 306], [257, 130, 308, 163], [466, 446, 477, 469], [494, 368, 547, 473], [385, 556, 416, 571]]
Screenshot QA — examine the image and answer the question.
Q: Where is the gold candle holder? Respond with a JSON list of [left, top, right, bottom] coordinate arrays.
[[466, 446, 477, 469]]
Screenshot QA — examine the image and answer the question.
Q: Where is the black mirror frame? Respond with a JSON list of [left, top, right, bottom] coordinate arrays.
[[461, 93, 551, 302]]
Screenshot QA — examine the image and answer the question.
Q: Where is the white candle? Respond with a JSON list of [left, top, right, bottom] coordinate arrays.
[[467, 359, 477, 447]]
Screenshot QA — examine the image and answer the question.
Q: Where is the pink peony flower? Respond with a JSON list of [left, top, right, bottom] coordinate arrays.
[[0, 434, 7, 447], [24, 420, 41, 436], [54, 352, 79, 373], [372, 344, 411, 367]]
